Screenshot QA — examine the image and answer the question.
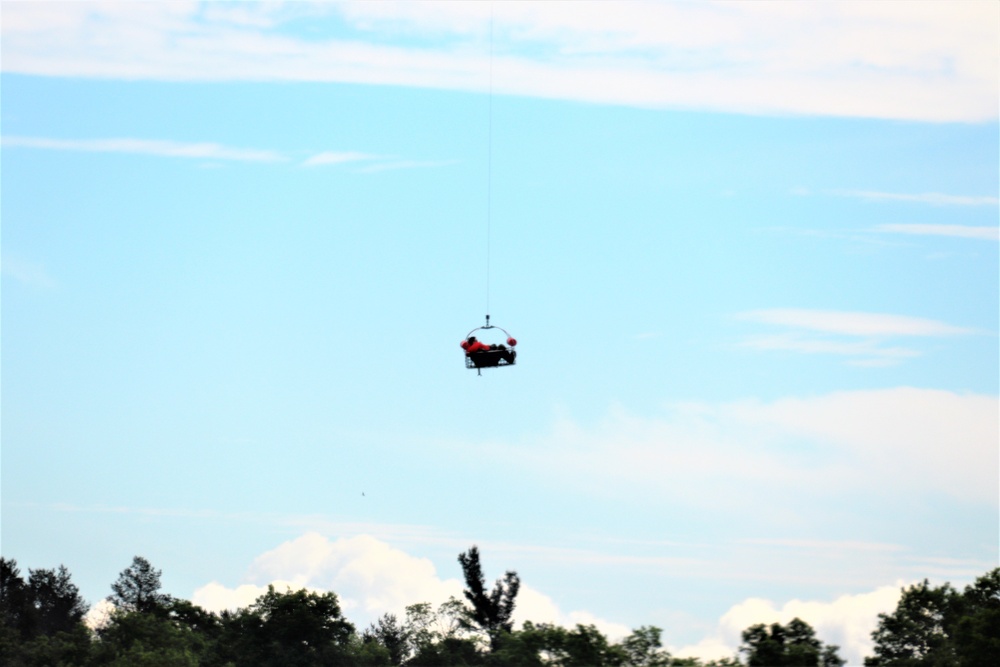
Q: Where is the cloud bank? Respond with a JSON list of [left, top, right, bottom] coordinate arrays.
[[186, 531, 920, 665], [192, 532, 630, 640], [674, 583, 908, 665], [2, 1, 996, 122]]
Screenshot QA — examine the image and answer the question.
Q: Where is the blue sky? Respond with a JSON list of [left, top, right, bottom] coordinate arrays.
[[2, 1, 998, 662]]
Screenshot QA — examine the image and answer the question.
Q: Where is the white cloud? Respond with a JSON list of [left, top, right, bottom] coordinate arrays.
[[674, 583, 908, 665], [357, 159, 460, 173], [738, 309, 973, 337], [838, 190, 1000, 206], [302, 151, 379, 167], [712, 388, 998, 505], [1, 254, 57, 289], [739, 333, 922, 366], [4, 136, 449, 172], [477, 388, 998, 507], [84, 599, 115, 631], [2, 136, 287, 163], [191, 532, 629, 635], [735, 309, 975, 366], [876, 224, 1000, 241], [1, 1, 996, 122]]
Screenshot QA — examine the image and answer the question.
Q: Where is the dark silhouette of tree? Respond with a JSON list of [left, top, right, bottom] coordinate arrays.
[[562, 623, 628, 666], [457, 545, 520, 651], [27, 565, 88, 636], [951, 567, 1000, 665], [865, 579, 958, 666], [408, 636, 484, 666], [866, 568, 1000, 666], [92, 606, 209, 666], [1, 559, 92, 666], [216, 584, 355, 666], [0, 558, 31, 638], [619, 625, 672, 666], [108, 555, 171, 614], [363, 613, 408, 665], [741, 618, 844, 666]]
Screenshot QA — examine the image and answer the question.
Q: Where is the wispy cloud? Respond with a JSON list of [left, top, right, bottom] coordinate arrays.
[[875, 223, 1000, 241], [301, 152, 459, 172], [1, 254, 57, 289], [2, 1, 996, 122], [2, 136, 287, 162], [836, 190, 1000, 206], [302, 151, 379, 167], [4, 136, 450, 173], [357, 159, 460, 173], [736, 309, 975, 366], [738, 538, 905, 554], [738, 309, 973, 337], [468, 388, 998, 506]]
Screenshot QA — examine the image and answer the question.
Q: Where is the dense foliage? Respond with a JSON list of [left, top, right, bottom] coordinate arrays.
[[1, 552, 996, 666], [864, 569, 1000, 666]]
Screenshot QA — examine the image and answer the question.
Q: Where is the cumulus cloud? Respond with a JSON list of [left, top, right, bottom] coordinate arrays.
[[1, 1, 996, 122], [84, 599, 115, 631], [674, 582, 908, 665], [191, 532, 629, 636]]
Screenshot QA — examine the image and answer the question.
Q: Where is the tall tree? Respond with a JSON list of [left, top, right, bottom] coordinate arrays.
[[28, 565, 89, 636], [1, 560, 93, 666], [952, 567, 1000, 666], [363, 613, 408, 666], [108, 556, 171, 614], [864, 580, 958, 666], [457, 545, 520, 651], [0, 558, 30, 637], [866, 568, 1000, 666], [618, 625, 672, 667]]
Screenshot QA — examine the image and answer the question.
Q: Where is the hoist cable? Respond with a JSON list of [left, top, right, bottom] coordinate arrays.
[[485, 3, 494, 322]]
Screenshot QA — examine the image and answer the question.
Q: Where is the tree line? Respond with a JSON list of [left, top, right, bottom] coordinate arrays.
[[1, 546, 997, 666]]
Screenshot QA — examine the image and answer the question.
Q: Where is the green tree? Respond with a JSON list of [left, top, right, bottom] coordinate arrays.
[[563, 623, 627, 667], [363, 613, 408, 665], [108, 556, 171, 615], [27, 566, 89, 636], [91, 608, 204, 667], [952, 567, 1000, 666], [0, 559, 93, 667], [741, 618, 843, 667], [865, 580, 959, 666], [618, 625, 672, 666], [457, 546, 521, 651], [866, 568, 1000, 667], [216, 585, 355, 666], [1, 558, 32, 638], [408, 636, 485, 666]]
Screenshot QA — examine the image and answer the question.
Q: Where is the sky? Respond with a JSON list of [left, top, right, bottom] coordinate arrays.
[[1, 1, 998, 663]]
